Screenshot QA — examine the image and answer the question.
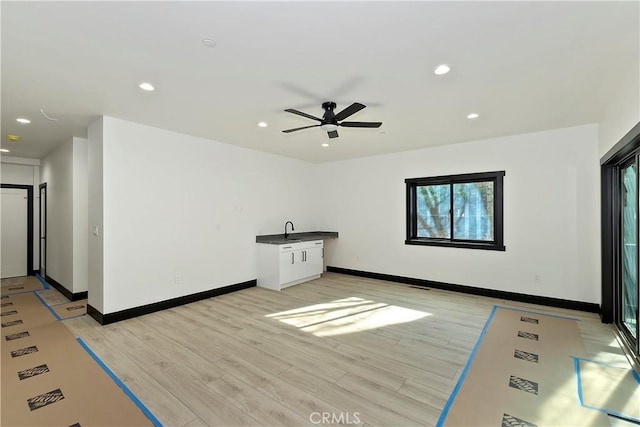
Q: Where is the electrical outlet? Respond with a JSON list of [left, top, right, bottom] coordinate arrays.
[[174, 275, 181, 285], [534, 275, 541, 283]]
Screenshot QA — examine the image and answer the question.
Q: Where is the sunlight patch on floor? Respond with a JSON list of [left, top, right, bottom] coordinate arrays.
[[529, 371, 608, 426], [266, 297, 431, 337]]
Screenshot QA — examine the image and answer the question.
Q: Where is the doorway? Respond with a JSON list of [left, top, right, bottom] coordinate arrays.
[[0, 184, 34, 278], [39, 183, 47, 278]]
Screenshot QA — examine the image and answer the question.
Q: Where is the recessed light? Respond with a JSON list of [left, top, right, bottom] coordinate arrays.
[[139, 82, 155, 91], [16, 118, 31, 124], [202, 39, 216, 48], [258, 122, 268, 128], [0, 149, 10, 153], [321, 143, 329, 147], [434, 64, 451, 75], [467, 113, 479, 119], [6, 135, 19, 141]]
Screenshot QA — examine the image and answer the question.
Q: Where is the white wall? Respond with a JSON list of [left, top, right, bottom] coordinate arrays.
[[314, 124, 601, 304], [598, 55, 640, 157], [86, 119, 600, 314], [41, 140, 74, 291], [90, 116, 316, 314], [39, 138, 89, 294], [73, 138, 89, 294], [88, 119, 104, 312], [1, 156, 40, 270]]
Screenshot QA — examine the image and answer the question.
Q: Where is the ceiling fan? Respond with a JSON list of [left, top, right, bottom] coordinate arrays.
[[282, 102, 382, 139]]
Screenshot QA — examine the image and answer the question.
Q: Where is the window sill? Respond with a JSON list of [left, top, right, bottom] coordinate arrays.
[[405, 239, 506, 251]]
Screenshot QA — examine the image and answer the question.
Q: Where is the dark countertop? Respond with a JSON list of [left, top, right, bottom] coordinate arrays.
[[256, 231, 338, 245]]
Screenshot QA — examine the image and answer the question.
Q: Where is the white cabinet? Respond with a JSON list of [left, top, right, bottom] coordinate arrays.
[[257, 240, 324, 291], [297, 246, 323, 280], [278, 250, 297, 284]]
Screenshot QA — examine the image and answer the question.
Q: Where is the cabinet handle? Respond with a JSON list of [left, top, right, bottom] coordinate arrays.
[[322, 248, 324, 258], [315, 242, 322, 245], [303, 250, 306, 262], [291, 253, 294, 264], [283, 246, 292, 249]]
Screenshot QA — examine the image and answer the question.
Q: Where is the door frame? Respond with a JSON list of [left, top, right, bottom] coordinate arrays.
[[617, 157, 639, 348], [601, 121, 640, 368], [39, 183, 47, 279], [0, 184, 34, 276]]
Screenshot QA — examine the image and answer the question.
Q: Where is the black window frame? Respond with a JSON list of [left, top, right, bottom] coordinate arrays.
[[405, 171, 505, 251]]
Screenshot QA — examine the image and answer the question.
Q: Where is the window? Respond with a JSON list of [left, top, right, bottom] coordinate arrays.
[[405, 171, 505, 251]]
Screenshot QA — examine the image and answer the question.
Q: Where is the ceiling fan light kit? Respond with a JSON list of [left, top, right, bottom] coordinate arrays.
[[283, 101, 382, 139], [320, 123, 338, 132]]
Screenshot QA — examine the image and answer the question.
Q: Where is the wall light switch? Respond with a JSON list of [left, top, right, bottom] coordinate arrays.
[[92, 225, 99, 236]]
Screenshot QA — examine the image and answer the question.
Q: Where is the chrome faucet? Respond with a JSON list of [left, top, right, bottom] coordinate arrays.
[[284, 221, 295, 239]]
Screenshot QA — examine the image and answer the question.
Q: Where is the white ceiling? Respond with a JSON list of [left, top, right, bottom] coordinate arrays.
[[1, 1, 638, 163]]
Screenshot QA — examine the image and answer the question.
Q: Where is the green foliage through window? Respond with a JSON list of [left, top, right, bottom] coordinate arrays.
[[406, 171, 505, 251]]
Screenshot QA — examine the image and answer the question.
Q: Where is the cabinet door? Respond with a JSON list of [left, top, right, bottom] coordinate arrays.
[[304, 247, 324, 277], [279, 251, 296, 285], [296, 247, 323, 279]]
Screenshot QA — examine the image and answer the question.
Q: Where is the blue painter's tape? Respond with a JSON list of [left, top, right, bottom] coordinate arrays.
[[35, 274, 50, 290], [436, 305, 498, 427], [32, 290, 61, 321], [76, 338, 162, 427], [573, 356, 640, 424], [496, 305, 580, 321], [573, 357, 585, 403]]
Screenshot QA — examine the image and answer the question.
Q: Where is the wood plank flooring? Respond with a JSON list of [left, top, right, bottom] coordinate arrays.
[[60, 272, 629, 427]]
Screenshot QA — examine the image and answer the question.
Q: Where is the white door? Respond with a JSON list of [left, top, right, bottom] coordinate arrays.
[[1, 188, 28, 278]]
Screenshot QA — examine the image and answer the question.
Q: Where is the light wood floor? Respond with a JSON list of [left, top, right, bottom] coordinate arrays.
[[59, 273, 629, 427]]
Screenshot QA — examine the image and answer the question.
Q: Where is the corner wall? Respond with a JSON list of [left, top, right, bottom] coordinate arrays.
[[40, 140, 74, 291], [39, 138, 89, 294], [88, 119, 104, 312], [73, 138, 89, 293], [598, 14, 640, 156], [314, 124, 601, 304], [90, 116, 317, 314]]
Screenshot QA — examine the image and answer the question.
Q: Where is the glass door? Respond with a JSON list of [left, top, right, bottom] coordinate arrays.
[[621, 161, 639, 342]]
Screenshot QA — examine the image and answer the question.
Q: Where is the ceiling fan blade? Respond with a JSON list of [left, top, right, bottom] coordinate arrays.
[[282, 124, 321, 133], [328, 130, 339, 139], [334, 102, 366, 121], [339, 121, 382, 128], [284, 109, 323, 122]]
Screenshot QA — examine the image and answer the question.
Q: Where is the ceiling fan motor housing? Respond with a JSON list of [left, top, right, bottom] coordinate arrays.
[[322, 102, 337, 122]]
